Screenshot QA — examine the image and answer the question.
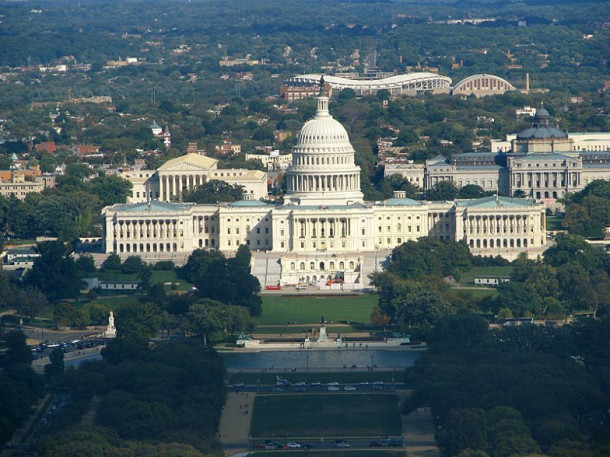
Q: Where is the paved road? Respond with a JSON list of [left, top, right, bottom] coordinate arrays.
[[228, 382, 409, 394]]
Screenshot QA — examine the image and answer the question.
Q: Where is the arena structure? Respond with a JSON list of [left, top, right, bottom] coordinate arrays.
[[452, 74, 516, 97], [284, 72, 452, 96]]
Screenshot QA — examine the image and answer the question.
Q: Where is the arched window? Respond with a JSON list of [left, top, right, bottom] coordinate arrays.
[[290, 262, 296, 270], [300, 262, 305, 270]]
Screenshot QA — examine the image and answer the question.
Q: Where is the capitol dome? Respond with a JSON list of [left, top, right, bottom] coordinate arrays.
[[284, 95, 364, 206], [297, 98, 351, 147]]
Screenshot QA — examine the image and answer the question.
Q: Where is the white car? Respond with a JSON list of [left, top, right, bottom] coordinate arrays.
[[285, 442, 301, 449], [326, 381, 339, 386], [327, 386, 340, 391], [344, 386, 356, 391], [335, 441, 351, 448], [310, 381, 321, 386], [294, 381, 307, 386]]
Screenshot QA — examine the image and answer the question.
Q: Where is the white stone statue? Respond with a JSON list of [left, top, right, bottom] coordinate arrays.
[[104, 311, 117, 338]]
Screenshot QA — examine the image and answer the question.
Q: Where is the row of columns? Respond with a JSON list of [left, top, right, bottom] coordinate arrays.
[[512, 171, 579, 188], [117, 241, 179, 254], [464, 215, 531, 236], [288, 173, 359, 193], [298, 217, 351, 239], [114, 219, 181, 239], [294, 155, 349, 166], [159, 173, 207, 201]]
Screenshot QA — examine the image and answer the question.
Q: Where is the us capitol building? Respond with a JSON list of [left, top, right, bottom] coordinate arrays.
[[102, 95, 547, 288]]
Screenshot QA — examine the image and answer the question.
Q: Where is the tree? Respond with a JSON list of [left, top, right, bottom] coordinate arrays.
[[179, 247, 261, 317], [426, 181, 458, 201], [441, 408, 488, 456], [187, 299, 252, 346], [388, 237, 472, 279], [115, 302, 162, 339], [44, 347, 64, 378], [458, 184, 488, 199], [13, 286, 48, 320], [1, 331, 33, 367], [121, 255, 146, 274], [182, 180, 243, 203], [394, 286, 452, 329], [24, 241, 82, 300], [370, 306, 391, 331], [76, 255, 96, 275], [87, 175, 133, 206], [101, 253, 122, 272]]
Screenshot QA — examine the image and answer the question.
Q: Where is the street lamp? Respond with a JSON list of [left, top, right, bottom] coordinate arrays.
[[305, 353, 310, 372]]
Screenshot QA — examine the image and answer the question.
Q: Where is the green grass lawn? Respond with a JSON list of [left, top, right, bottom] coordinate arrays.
[[94, 295, 139, 307], [457, 266, 514, 287], [252, 452, 406, 456], [227, 371, 402, 385], [259, 294, 379, 325], [546, 215, 565, 231], [250, 393, 401, 438], [254, 326, 362, 335]]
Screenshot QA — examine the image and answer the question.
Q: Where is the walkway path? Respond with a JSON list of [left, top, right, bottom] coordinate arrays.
[[403, 407, 441, 457], [218, 392, 255, 456]]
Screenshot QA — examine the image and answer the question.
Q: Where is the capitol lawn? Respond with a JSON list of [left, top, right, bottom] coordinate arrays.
[[250, 393, 401, 438], [259, 294, 379, 325]]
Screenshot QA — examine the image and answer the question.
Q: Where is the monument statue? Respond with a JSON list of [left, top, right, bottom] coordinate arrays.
[[104, 311, 117, 338], [317, 316, 328, 343]]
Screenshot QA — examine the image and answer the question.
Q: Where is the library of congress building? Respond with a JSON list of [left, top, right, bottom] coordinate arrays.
[[102, 95, 547, 287]]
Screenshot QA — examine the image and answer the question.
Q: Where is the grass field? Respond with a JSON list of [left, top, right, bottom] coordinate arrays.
[[259, 294, 379, 325], [254, 326, 363, 335], [250, 393, 401, 438], [227, 371, 403, 385], [252, 452, 407, 456], [546, 215, 565, 231], [457, 266, 514, 287]]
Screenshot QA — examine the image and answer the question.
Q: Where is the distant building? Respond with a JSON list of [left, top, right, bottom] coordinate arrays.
[[452, 74, 516, 97], [431, 108, 610, 202], [246, 150, 293, 171], [150, 120, 171, 148], [283, 72, 451, 98], [0, 171, 53, 199], [120, 153, 267, 203]]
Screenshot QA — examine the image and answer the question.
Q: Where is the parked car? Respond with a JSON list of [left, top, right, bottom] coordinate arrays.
[[344, 385, 356, 391], [334, 440, 351, 448], [327, 386, 340, 391], [284, 442, 301, 449]]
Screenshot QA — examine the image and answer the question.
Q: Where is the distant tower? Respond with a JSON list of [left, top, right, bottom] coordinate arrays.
[[525, 73, 530, 92]]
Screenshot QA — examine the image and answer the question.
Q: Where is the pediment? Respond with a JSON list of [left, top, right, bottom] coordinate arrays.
[[160, 162, 210, 172]]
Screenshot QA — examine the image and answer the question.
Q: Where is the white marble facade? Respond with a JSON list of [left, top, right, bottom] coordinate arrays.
[[102, 96, 547, 285]]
